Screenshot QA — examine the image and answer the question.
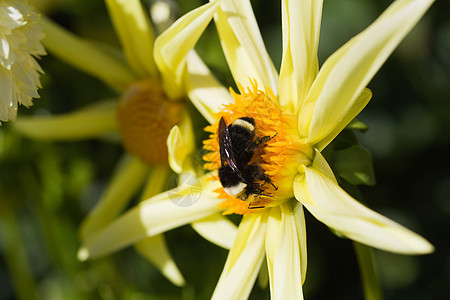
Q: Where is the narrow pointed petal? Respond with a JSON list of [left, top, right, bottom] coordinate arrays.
[[167, 125, 185, 174], [311, 148, 336, 181], [154, 1, 220, 100], [139, 165, 171, 202], [167, 111, 197, 174], [266, 203, 305, 299], [298, 0, 434, 144], [293, 202, 308, 283], [13, 100, 118, 140], [214, 0, 278, 93], [212, 212, 268, 300], [105, 0, 157, 77], [134, 235, 185, 287], [78, 174, 222, 260], [191, 213, 238, 249], [80, 155, 149, 240], [265, 207, 281, 278], [315, 88, 372, 151], [40, 17, 136, 91], [294, 167, 434, 254], [133, 165, 185, 286], [185, 51, 233, 124], [279, 0, 322, 112]]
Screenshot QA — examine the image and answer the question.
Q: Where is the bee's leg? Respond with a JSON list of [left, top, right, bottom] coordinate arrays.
[[245, 132, 278, 152], [248, 204, 266, 209], [245, 189, 269, 210], [246, 181, 272, 198], [255, 188, 273, 198], [249, 164, 278, 190], [261, 174, 278, 190]]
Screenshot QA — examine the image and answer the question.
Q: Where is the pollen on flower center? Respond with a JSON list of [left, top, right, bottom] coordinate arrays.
[[203, 80, 313, 215], [117, 79, 183, 165]]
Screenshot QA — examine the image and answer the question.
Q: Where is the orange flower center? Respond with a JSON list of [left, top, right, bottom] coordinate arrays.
[[203, 81, 313, 215], [116, 79, 183, 164]]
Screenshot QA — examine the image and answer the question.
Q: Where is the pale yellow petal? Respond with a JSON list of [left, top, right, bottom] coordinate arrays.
[[78, 174, 222, 260], [80, 155, 149, 240], [13, 99, 118, 140], [185, 51, 233, 124], [298, 0, 434, 144], [212, 212, 268, 300], [154, 1, 220, 100], [167, 126, 188, 174], [294, 167, 434, 254], [105, 0, 157, 77], [139, 164, 171, 202], [134, 166, 184, 286], [293, 202, 307, 283], [214, 0, 278, 93], [191, 213, 238, 249], [167, 110, 196, 174], [279, 0, 322, 112], [315, 88, 372, 151], [310, 148, 336, 182], [266, 203, 304, 299], [134, 165, 183, 285], [40, 17, 136, 91], [265, 206, 281, 282], [134, 235, 185, 287]]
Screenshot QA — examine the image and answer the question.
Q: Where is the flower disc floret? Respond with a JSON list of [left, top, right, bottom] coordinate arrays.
[[117, 79, 183, 164]]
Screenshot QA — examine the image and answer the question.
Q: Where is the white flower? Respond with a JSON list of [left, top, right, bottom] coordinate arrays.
[[0, 0, 45, 123]]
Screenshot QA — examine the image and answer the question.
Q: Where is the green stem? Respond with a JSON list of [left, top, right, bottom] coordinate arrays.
[[353, 242, 383, 300], [0, 205, 38, 300], [140, 164, 172, 200], [40, 16, 137, 92]]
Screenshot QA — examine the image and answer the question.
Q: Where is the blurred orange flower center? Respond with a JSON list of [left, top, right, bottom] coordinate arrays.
[[116, 79, 183, 164]]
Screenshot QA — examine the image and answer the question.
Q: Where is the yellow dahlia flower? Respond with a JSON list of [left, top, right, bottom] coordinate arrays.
[[77, 0, 434, 298], [13, 0, 238, 287], [0, 0, 45, 123]]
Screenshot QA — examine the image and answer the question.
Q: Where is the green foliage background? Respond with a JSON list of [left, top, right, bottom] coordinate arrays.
[[1, 0, 449, 299]]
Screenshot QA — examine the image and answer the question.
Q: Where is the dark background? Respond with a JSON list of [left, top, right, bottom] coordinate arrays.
[[0, 0, 449, 299]]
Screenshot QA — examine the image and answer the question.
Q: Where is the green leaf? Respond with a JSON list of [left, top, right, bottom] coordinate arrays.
[[332, 145, 376, 186], [331, 129, 359, 150], [346, 118, 369, 132]]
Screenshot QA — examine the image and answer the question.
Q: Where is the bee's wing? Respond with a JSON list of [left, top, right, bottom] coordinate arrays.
[[218, 117, 240, 173]]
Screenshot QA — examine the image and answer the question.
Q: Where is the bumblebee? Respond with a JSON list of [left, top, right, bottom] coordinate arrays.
[[217, 116, 277, 208]]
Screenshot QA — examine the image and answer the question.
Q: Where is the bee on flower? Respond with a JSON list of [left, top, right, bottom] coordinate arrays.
[[76, 0, 435, 298]]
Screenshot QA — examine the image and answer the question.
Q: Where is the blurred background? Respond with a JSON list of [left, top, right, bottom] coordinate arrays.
[[1, 0, 449, 299]]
